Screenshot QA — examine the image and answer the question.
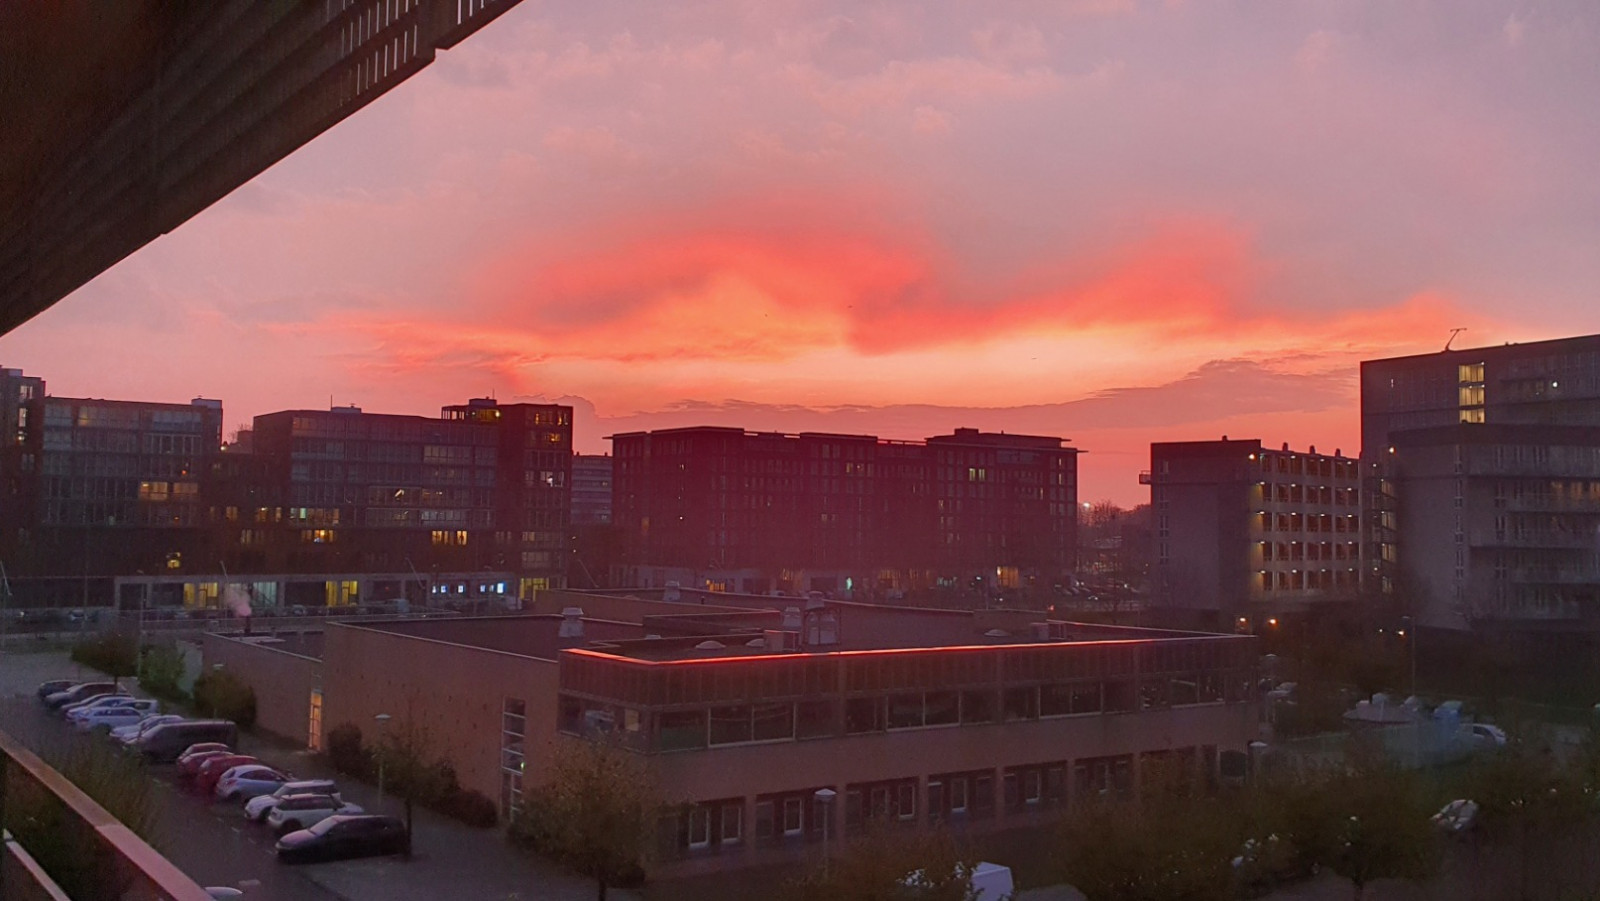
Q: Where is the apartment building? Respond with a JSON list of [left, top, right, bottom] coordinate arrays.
[[1147, 439, 1361, 629], [1362, 334, 1600, 630], [610, 426, 1079, 597]]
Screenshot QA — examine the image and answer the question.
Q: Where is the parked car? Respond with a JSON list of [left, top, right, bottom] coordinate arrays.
[[197, 755, 260, 796], [1464, 723, 1509, 749], [65, 694, 143, 721], [275, 814, 406, 864], [36, 679, 75, 701], [1432, 799, 1480, 834], [216, 765, 292, 802], [76, 699, 160, 732], [138, 721, 239, 764], [44, 683, 124, 711], [178, 749, 232, 778], [113, 714, 186, 744], [267, 794, 365, 836], [245, 780, 341, 824]]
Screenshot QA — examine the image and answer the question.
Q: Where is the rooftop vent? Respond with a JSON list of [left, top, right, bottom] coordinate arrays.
[[559, 607, 585, 639], [781, 606, 802, 631], [695, 640, 726, 650]]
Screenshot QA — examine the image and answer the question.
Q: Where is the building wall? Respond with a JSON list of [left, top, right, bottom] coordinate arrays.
[[321, 623, 559, 808], [200, 633, 322, 746]]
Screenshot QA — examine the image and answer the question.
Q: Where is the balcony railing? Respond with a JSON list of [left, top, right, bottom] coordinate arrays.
[[0, 728, 212, 901]]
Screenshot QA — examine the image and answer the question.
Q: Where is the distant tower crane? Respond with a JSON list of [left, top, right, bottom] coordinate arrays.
[[1444, 327, 1468, 352]]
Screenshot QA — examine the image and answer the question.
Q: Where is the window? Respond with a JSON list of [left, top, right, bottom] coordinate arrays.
[[782, 798, 804, 836], [720, 803, 743, 845], [755, 801, 775, 840], [658, 709, 707, 751], [1003, 686, 1038, 721], [924, 690, 958, 725], [709, 705, 753, 745], [752, 703, 794, 741], [897, 783, 916, 820], [845, 696, 886, 733], [687, 807, 711, 850], [960, 690, 996, 724], [796, 699, 837, 739], [887, 693, 923, 729], [949, 777, 968, 814]]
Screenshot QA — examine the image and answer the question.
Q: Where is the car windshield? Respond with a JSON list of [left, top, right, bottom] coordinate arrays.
[[307, 816, 346, 835], [282, 795, 335, 810]]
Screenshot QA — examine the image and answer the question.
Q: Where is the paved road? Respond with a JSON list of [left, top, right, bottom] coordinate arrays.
[[0, 648, 632, 901]]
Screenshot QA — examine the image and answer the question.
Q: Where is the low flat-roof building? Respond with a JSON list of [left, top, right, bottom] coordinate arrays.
[[207, 589, 1258, 879]]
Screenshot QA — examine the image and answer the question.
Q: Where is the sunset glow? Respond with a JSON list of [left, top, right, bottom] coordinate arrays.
[[6, 1, 1598, 506]]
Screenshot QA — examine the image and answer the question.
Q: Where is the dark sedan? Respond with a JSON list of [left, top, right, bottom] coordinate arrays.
[[275, 815, 408, 864], [35, 679, 75, 701]]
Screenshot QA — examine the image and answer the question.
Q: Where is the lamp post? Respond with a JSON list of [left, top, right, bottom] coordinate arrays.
[[374, 713, 392, 803], [814, 787, 837, 881], [1401, 615, 1417, 696]]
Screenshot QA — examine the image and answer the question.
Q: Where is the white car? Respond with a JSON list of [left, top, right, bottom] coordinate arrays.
[[267, 794, 364, 836], [65, 695, 144, 723], [75, 699, 160, 732], [216, 765, 292, 802], [244, 779, 341, 824], [111, 714, 186, 744]]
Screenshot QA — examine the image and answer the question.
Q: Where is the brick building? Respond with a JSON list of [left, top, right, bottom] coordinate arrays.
[[610, 427, 1079, 598]]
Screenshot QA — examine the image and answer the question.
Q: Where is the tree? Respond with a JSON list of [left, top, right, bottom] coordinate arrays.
[[513, 739, 659, 901], [1058, 762, 1244, 901], [70, 633, 138, 686], [1318, 756, 1438, 901], [371, 718, 454, 858], [785, 824, 978, 901]]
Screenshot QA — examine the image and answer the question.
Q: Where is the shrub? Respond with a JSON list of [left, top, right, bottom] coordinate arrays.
[[138, 643, 188, 702], [441, 788, 500, 828], [326, 722, 373, 778], [191, 668, 257, 728]]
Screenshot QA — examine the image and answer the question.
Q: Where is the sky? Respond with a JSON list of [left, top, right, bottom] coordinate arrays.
[[4, 0, 1599, 506]]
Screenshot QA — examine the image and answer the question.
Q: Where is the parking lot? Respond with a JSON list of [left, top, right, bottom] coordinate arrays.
[[0, 648, 632, 901]]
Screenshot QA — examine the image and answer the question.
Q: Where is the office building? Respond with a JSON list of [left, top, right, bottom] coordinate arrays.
[[610, 427, 1078, 597], [1147, 439, 1361, 629], [1362, 334, 1600, 630], [231, 398, 573, 597], [0, 366, 225, 596], [202, 587, 1258, 878]]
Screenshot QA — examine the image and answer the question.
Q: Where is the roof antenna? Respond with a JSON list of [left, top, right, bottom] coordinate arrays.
[[1444, 327, 1467, 352]]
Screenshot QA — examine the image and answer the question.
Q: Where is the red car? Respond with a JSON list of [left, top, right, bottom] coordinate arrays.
[[196, 754, 259, 795], [178, 748, 234, 779]]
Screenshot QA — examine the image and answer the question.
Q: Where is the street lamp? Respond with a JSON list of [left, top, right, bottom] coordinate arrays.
[[374, 713, 392, 802], [1401, 615, 1417, 696], [814, 787, 837, 880]]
